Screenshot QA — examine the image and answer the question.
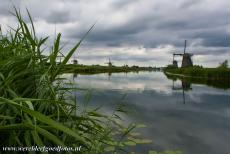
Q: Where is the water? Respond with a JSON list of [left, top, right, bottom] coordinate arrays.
[[68, 72, 230, 154]]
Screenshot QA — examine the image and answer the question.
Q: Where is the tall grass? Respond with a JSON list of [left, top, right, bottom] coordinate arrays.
[[0, 8, 135, 153]]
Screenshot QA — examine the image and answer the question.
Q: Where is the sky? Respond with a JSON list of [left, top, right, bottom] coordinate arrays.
[[0, 0, 230, 67]]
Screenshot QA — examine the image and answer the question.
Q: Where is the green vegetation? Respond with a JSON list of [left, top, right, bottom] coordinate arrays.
[[164, 64, 230, 80], [164, 60, 230, 89], [0, 8, 146, 153], [218, 60, 228, 69], [63, 64, 158, 75], [0, 8, 184, 154], [165, 73, 230, 89], [149, 150, 182, 154]]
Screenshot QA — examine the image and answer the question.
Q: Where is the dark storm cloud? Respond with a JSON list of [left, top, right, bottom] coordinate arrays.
[[66, 13, 153, 41], [66, 0, 230, 51], [191, 30, 230, 47], [182, 47, 229, 56], [0, 0, 230, 66]]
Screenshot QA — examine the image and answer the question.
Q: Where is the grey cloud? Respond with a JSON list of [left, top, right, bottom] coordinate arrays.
[[196, 31, 230, 47], [1, 0, 230, 66], [66, 0, 230, 51], [155, 20, 189, 31], [180, 0, 202, 9], [111, 0, 137, 9], [45, 10, 72, 24], [0, 1, 21, 16]]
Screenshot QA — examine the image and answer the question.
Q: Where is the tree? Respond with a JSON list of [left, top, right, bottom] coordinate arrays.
[[218, 60, 228, 69]]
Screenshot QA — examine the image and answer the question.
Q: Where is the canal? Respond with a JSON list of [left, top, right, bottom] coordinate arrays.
[[66, 71, 230, 154]]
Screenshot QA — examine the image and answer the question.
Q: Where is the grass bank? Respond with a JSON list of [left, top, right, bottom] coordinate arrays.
[[164, 66, 230, 89], [63, 64, 158, 74], [165, 72, 230, 89], [164, 67, 230, 80]]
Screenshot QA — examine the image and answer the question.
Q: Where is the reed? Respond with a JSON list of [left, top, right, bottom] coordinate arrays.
[[0, 8, 135, 153]]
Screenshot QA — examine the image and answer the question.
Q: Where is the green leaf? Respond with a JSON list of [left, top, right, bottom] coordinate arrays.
[[27, 123, 65, 146], [0, 97, 89, 146], [136, 124, 147, 128], [0, 115, 14, 119], [149, 151, 158, 154], [124, 141, 136, 146], [104, 146, 115, 152], [0, 123, 32, 130], [52, 24, 95, 81]]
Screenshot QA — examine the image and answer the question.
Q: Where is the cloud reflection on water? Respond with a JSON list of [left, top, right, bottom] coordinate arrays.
[[65, 72, 230, 154]]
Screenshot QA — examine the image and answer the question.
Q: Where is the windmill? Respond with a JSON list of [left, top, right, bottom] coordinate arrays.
[[72, 54, 78, 64], [105, 58, 113, 67], [0, 25, 3, 37], [172, 40, 193, 68]]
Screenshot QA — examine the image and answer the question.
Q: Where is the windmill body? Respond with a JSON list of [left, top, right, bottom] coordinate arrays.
[[172, 40, 193, 68], [181, 53, 193, 68]]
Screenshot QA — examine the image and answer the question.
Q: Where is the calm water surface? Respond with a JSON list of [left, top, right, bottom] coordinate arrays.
[[68, 72, 230, 154]]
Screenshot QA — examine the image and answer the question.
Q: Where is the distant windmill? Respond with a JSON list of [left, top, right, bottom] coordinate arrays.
[[0, 25, 1, 32], [105, 58, 113, 67], [172, 40, 193, 68], [72, 54, 78, 64], [56, 52, 65, 64]]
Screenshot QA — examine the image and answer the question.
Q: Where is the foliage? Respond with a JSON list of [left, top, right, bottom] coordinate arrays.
[[0, 8, 140, 153], [218, 60, 228, 69], [165, 73, 230, 89], [164, 66, 230, 79], [149, 150, 182, 154], [164, 64, 230, 89], [165, 64, 178, 69]]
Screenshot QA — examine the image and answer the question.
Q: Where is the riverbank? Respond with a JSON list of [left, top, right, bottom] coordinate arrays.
[[164, 67, 230, 89], [62, 64, 159, 74], [164, 67, 230, 80], [164, 71, 230, 89]]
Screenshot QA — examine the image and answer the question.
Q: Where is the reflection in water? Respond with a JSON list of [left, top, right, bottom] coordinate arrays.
[[64, 72, 230, 154], [165, 72, 230, 90], [172, 80, 192, 104], [108, 72, 111, 80]]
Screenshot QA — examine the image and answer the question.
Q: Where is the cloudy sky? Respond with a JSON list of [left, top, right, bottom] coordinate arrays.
[[0, 0, 230, 67]]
